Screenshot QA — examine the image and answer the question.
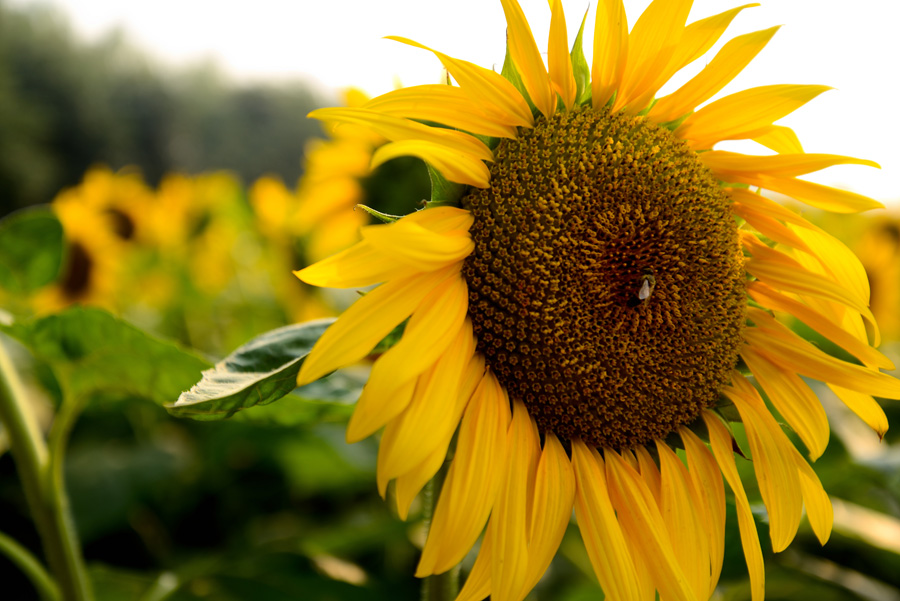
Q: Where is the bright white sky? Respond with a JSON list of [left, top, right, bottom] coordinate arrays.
[[13, 0, 900, 204]]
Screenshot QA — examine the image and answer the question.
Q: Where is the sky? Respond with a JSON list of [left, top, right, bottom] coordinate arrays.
[[12, 0, 900, 204]]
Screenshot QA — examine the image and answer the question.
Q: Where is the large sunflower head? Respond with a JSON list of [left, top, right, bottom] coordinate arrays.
[[294, 2, 896, 600]]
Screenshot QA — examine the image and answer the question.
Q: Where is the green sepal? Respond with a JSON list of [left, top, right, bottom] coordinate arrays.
[[1, 306, 210, 405], [428, 164, 466, 205], [500, 41, 536, 116], [168, 319, 335, 420], [571, 7, 592, 106], [658, 112, 691, 132], [355, 204, 402, 223], [0, 206, 64, 295]]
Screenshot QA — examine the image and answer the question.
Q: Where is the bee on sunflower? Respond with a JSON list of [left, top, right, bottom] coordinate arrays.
[[293, 1, 896, 600]]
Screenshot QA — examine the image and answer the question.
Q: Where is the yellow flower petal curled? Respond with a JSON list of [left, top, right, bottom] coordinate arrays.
[[346, 275, 468, 442], [500, 0, 555, 118], [741, 345, 830, 461], [635, 445, 662, 504], [605, 450, 697, 601], [704, 412, 765, 601], [394, 444, 446, 520], [297, 265, 459, 386], [520, 433, 575, 595], [572, 441, 642, 601], [361, 214, 475, 271], [662, 3, 759, 83], [828, 385, 889, 439], [656, 441, 710, 600], [488, 400, 539, 601], [613, 0, 692, 113], [376, 321, 475, 494], [371, 140, 491, 188], [724, 375, 803, 552], [309, 107, 493, 162], [792, 447, 833, 545], [651, 26, 779, 124], [702, 151, 879, 178], [364, 85, 519, 139], [752, 125, 804, 154], [680, 427, 726, 597], [417, 371, 511, 577], [386, 36, 533, 127], [294, 240, 417, 288], [677, 84, 831, 149], [547, 0, 576, 109], [591, 0, 627, 109]]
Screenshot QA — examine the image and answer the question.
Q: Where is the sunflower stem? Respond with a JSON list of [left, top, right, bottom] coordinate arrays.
[[0, 337, 92, 601], [420, 459, 459, 601]]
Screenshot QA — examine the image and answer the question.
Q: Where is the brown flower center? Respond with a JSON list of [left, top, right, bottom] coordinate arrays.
[[461, 107, 746, 450]]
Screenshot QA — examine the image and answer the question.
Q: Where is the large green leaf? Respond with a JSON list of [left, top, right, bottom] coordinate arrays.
[[168, 319, 337, 420], [0, 206, 64, 294], [2, 306, 210, 404]]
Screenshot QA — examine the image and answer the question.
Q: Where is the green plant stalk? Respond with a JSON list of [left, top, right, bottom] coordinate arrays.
[[0, 529, 61, 601], [421, 458, 460, 601], [0, 338, 92, 601]]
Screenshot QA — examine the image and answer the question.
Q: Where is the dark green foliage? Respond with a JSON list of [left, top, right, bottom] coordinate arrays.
[[0, 206, 64, 294]]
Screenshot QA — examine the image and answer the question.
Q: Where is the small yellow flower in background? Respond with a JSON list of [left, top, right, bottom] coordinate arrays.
[[295, 1, 897, 601], [853, 216, 900, 343], [32, 166, 153, 313]]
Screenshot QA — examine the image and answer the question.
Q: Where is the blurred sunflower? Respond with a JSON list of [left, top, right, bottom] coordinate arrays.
[[854, 216, 900, 342], [32, 166, 153, 313], [295, 1, 897, 600]]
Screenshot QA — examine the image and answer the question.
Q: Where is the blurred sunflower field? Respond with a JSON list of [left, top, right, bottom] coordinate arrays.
[[2, 1, 900, 601]]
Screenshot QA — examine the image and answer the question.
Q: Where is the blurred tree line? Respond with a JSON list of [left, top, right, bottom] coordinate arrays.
[[0, 1, 326, 216]]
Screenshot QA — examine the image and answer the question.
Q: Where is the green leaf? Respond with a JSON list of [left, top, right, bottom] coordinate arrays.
[[168, 319, 336, 420], [427, 164, 466, 204], [2, 306, 209, 405], [570, 8, 592, 106], [0, 206, 64, 294]]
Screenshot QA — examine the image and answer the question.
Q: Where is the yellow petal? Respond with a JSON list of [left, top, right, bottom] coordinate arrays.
[[741, 344, 830, 460], [346, 275, 469, 442], [364, 85, 519, 138], [376, 322, 475, 492], [614, 0, 692, 113], [702, 151, 879, 178], [394, 444, 446, 520], [417, 371, 511, 576], [489, 400, 539, 601], [703, 412, 765, 601], [572, 441, 643, 601], [455, 531, 492, 601], [591, 0, 628, 109], [828, 385, 889, 439], [297, 265, 457, 386], [521, 433, 575, 595], [756, 174, 884, 213], [727, 187, 816, 229], [735, 203, 813, 252], [665, 4, 759, 74], [677, 84, 831, 149], [744, 317, 900, 399], [753, 125, 804, 154], [295, 240, 417, 289], [361, 214, 474, 271], [500, 0, 555, 118], [309, 106, 493, 162], [372, 139, 491, 189], [723, 377, 805, 551], [747, 281, 891, 371], [680, 427, 726, 597], [651, 25, 778, 124], [744, 241, 876, 330], [547, 0, 576, 110], [386, 36, 533, 127], [634, 445, 662, 504], [605, 450, 697, 601], [792, 448, 833, 545], [396, 352, 485, 521], [656, 441, 710, 600]]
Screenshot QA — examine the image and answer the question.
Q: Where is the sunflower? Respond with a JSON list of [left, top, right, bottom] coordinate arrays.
[[294, 1, 898, 600]]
